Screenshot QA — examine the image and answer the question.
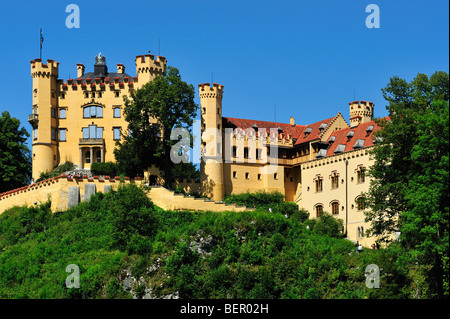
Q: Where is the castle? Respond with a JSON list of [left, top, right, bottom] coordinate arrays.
[[29, 53, 166, 180], [27, 53, 383, 246]]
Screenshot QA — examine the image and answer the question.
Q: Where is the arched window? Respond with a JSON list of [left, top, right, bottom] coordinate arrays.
[[356, 196, 365, 211], [83, 105, 103, 118], [331, 201, 339, 215], [315, 204, 323, 218]]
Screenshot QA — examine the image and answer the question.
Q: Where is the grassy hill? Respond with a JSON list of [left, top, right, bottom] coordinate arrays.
[[0, 184, 413, 299]]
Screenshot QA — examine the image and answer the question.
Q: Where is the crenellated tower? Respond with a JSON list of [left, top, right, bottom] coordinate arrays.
[[134, 54, 167, 88], [29, 59, 60, 181], [349, 100, 374, 127], [199, 83, 224, 201]]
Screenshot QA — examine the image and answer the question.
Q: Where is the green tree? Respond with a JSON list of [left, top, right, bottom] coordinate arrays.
[[0, 111, 31, 192], [365, 71, 449, 297], [115, 66, 198, 185]]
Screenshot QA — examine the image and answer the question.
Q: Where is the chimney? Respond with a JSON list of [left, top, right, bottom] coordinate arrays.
[[290, 116, 295, 126], [117, 64, 125, 74], [76, 64, 85, 78]]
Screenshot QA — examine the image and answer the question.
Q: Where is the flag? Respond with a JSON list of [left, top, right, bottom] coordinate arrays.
[[40, 28, 44, 49]]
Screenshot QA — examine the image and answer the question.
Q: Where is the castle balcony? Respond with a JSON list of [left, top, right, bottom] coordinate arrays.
[[28, 114, 39, 128], [79, 138, 104, 146]]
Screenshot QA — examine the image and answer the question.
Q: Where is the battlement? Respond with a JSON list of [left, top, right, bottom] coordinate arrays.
[[198, 83, 224, 99], [349, 100, 374, 109], [135, 54, 167, 75], [349, 100, 374, 126], [30, 58, 59, 78]]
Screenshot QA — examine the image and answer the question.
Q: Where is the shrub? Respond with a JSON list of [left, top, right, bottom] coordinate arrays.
[[223, 190, 285, 207], [91, 162, 120, 177], [313, 212, 344, 238]]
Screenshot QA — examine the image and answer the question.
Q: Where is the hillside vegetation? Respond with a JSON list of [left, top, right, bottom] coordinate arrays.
[[0, 184, 432, 298]]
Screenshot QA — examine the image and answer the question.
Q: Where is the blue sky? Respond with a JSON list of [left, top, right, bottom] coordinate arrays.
[[0, 0, 448, 149]]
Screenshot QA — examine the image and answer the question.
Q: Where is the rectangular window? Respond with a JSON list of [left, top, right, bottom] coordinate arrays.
[[245, 172, 249, 180], [51, 108, 56, 118], [96, 127, 103, 139], [59, 129, 66, 141], [232, 171, 237, 179], [114, 107, 121, 118], [60, 108, 66, 119], [331, 174, 339, 189], [51, 127, 56, 141], [315, 178, 323, 192], [83, 127, 89, 138], [274, 173, 278, 180], [84, 106, 103, 118], [33, 129, 37, 140], [89, 125, 96, 138], [357, 168, 366, 183], [113, 128, 121, 140], [258, 174, 262, 180]]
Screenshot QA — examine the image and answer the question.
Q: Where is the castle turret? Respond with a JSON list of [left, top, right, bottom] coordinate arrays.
[[30, 59, 60, 180], [199, 83, 224, 201], [349, 100, 374, 127], [134, 54, 167, 88]]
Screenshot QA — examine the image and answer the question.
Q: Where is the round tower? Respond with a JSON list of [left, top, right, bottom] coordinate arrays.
[[199, 83, 224, 201], [30, 59, 60, 181], [349, 100, 374, 126]]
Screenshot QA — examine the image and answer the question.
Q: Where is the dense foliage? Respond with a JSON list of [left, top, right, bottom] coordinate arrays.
[[114, 66, 198, 184], [0, 111, 31, 192], [0, 184, 434, 299], [365, 71, 449, 297]]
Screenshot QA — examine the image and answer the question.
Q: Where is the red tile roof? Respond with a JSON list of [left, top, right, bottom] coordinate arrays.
[[294, 117, 336, 145], [222, 116, 336, 144], [222, 117, 304, 139], [325, 117, 387, 156]]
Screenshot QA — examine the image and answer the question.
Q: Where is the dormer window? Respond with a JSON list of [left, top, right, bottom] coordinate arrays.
[[304, 127, 312, 136], [328, 136, 336, 143], [346, 130, 355, 141], [252, 124, 258, 132], [373, 136, 383, 143], [316, 149, 327, 158], [277, 126, 283, 133], [366, 125, 374, 136], [319, 123, 327, 131], [334, 144, 346, 154], [353, 139, 365, 149]]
